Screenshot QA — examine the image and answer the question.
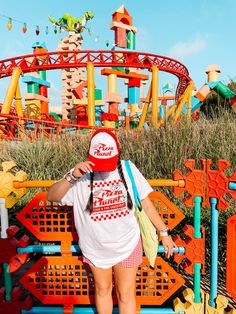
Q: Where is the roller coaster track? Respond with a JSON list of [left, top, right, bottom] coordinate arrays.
[[0, 50, 191, 98]]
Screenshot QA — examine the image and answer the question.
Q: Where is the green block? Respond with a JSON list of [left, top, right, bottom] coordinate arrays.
[[127, 31, 136, 50], [33, 83, 39, 94], [94, 89, 102, 100], [38, 70, 46, 81], [112, 66, 125, 71], [82, 128, 88, 134], [27, 83, 33, 93], [130, 120, 139, 129], [214, 81, 235, 100]]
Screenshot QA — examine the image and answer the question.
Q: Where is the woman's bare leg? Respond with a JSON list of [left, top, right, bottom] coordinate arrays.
[[113, 265, 137, 314], [89, 265, 113, 314]]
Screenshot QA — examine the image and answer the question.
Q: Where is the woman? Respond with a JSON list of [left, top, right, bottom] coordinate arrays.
[[47, 129, 176, 314]]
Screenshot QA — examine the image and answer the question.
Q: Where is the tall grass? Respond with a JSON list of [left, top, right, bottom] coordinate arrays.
[[1, 111, 235, 180]]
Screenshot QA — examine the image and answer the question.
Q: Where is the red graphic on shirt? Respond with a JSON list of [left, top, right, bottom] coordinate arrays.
[[93, 143, 115, 157], [91, 180, 129, 222]]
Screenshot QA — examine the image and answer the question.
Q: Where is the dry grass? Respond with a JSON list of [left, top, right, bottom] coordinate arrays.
[[1, 111, 236, 180]]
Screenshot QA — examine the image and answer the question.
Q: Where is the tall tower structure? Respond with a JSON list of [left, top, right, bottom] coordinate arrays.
[[57, 33, 86, 121], [110, 5, 136, 49], [23, 42, 50, 119], [109, 6, 145, 128]]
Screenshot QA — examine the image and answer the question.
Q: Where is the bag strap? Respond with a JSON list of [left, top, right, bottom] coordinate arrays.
[[124, 160, 141, 209]]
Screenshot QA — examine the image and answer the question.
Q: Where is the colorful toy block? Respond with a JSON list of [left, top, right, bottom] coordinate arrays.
[[104, 92, 122, 103], [173, 159, 236, 209], [128, 86, 140, 104], [173, 225, 205, 274], [174, 288, 236, 314], [22, 76, 50, 87], [0, 161, 27, 208]]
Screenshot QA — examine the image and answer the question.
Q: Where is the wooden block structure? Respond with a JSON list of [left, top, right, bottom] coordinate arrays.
[[195, 84, 211, 102], [128, 87, 140, 105], [57, 32, 86, 121], [24, 99, 41, 119], [70, 78, 104, 126], [110, 5, 137, 49], [22, 70, 50, 119], [100, 113, 118, 128], [205, 64, 221, 82], [101, 68, 149, 128]]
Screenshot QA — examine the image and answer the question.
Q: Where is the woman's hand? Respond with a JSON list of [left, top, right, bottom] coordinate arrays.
[[162, 236, 177, 258], [73, 161, 95, 178]]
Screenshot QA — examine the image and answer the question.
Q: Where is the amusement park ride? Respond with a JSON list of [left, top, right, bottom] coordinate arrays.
[[0, 5, 235, 141], [1, 6, 236, 314]]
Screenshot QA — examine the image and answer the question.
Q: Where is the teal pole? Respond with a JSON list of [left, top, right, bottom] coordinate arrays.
[[17, 245, 185, 255], [3, 263, 12, 301], [193, 196, 202, 302], [193, 196, 202, 238], [21, 307, 184, 313], [229, 182, 236, 190], [209, 197, 218, 307], [193, 264, 202, 303]]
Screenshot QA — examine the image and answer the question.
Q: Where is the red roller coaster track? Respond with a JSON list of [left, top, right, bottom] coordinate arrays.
[[0, 50, 191, 98], [0, 50, 192, 140]]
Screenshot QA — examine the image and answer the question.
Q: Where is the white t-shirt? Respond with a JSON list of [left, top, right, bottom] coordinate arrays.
[[60, 160, 153, 268]]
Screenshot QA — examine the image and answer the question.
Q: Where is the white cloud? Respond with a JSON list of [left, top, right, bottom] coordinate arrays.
[[168, 34, 209, 59]]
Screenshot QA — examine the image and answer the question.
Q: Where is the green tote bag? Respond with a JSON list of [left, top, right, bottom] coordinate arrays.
[[125, 160, 158, 268]]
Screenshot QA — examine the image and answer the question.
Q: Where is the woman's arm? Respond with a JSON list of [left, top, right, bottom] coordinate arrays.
[[47, 160, 95, 202], [47, 179, 72, 202], [141, 196, 177, 258]]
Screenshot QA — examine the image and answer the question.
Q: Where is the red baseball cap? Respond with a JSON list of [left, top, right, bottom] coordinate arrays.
[[88, 129, 120, 172]]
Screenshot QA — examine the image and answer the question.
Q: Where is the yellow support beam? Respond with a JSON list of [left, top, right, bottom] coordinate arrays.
[[1, 67, 22, 116], [87, 62, 95, 127], [187, 84, 193, 122], [157, 103, 177, 128], [172, 81, 194, 123], [138, 84, 152, 129], [151, 66, 159, 126], [15, 83, 23, 118]]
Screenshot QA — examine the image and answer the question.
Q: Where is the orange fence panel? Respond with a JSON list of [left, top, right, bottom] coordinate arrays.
[[227, 213, 236, 299], [149, 191, 185, 230], [16, 192, 78, 242], [20, 256, 184, 306]]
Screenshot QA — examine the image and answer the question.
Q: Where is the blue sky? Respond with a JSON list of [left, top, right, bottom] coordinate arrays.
[[0, 0, 235, 110]]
